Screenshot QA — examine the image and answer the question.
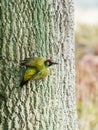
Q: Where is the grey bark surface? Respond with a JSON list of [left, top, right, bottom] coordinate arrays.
[[0, 0, 78, 130]]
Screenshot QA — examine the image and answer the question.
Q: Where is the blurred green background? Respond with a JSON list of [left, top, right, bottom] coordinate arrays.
[[75, 1, 98, 130]]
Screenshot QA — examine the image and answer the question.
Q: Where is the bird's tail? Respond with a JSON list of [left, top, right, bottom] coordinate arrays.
[[20, 79, 28, 87]]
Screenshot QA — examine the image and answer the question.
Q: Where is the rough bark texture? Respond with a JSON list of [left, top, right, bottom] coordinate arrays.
[[0, 0, 78, 130]]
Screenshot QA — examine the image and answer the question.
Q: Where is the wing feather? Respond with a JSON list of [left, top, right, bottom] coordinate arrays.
[[20, 57, 35, 66]]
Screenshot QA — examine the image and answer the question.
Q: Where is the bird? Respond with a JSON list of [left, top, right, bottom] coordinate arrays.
[[20, 57, 58, 87]]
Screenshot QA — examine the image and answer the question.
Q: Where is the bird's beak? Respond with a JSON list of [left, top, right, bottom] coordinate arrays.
[[52, 62, 58, 65]]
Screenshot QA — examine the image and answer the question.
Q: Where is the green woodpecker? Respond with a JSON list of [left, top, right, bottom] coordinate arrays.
[[20, 57, 58, 87]]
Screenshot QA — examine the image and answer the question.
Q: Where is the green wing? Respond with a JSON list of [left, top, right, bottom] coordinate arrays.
[[20, 57, 45, 67], [20, 67, 37, 87], [20, 68, 49, 87]]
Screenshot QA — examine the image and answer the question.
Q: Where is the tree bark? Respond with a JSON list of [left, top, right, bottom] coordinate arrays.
[[0, 0, 78, 130]]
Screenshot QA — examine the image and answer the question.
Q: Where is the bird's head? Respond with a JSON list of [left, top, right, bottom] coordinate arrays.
[[45, 59, 58, 67]]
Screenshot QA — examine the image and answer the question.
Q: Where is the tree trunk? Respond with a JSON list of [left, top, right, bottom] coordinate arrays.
[[0, 0, 78, 130]]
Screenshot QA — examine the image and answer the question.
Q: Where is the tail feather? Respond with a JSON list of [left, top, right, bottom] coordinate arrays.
[[20, 79, 28, 87]]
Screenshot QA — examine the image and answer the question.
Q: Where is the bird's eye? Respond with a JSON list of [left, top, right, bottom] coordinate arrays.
[[46, 61, 50, 66]]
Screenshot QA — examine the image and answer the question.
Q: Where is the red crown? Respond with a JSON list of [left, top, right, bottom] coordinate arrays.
[[46, 59, 54, 63]]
